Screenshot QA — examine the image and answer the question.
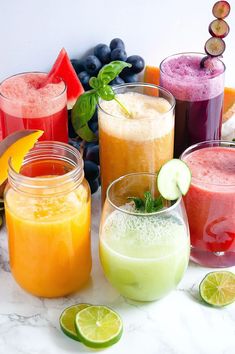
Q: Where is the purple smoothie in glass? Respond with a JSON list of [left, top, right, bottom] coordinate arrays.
[[160, 53, 225, 157]]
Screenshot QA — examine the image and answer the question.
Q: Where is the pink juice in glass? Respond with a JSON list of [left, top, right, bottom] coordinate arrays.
[[182, 141, 235, 267], [160, 53, 225, 157], [0, 73, 68, 142]]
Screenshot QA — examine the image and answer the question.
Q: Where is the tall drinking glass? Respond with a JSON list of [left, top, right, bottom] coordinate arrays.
[[160, 53, 225, 157], [181, 140, 235, 267], [0, 72, 68, 142], [98, 83, 175, 203], [99, 173, 190, 301]]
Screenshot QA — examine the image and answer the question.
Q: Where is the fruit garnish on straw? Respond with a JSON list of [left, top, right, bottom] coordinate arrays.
[[212, 1, 230, 18], [128, 159, 192, 213], [209, 19, 230, 38], [0, 130, 43, 185], [205, 37, 226, 57], [71, 61, 132, 142], [201, 1, 230, 66]]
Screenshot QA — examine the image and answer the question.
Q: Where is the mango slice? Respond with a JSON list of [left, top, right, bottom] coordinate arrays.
[[0, 130, 43, 185], [223, 87, 235, 122], [144, 65, 160, 86], [143, 65, 160, 96]]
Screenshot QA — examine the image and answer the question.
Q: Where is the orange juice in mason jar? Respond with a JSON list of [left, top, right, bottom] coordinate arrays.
[[4, 141, 91, 297], [98, 83, 175, 202]]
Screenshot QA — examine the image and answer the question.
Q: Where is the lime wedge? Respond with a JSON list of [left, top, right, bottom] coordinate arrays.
[[60, 303, 90, 341], [75, 305, 123, 348], [157, 159, 191, 200], [199, 271, 235, 307]]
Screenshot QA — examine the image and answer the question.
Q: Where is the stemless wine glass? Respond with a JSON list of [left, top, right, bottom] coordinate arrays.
[[181, 140, 235, 267], [99, 173, 190, 302]]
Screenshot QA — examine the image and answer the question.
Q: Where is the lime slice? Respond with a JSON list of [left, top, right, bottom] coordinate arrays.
[[157, 159, 191, 200], [75, 305, 123, 348], [60, 303, 91, 341], [200, 271, 235, 307]]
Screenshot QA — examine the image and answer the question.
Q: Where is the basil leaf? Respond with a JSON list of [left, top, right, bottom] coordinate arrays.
[[89, 77, 102, 90], [97, 85, 115, 101], [76, 123, 97, 142], [98, 61, 132, 84], [72, 91, 98, 131]]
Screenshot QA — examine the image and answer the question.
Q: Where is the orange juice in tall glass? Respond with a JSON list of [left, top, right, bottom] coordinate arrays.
[[98, 83, 175, 202], [4, 142, 91, 297]]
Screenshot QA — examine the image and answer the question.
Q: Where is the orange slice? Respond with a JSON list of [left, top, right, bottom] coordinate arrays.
[[0, 130, 43, 185]]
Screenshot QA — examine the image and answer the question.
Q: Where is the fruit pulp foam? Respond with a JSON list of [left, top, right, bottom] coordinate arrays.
[[160, 54, 225, 157], [4, 159, 91, 297], [99, 92, 174, 203], [100, 205, 189, 301], [0, 72, 68, 142], [183, 147, 235, 264]]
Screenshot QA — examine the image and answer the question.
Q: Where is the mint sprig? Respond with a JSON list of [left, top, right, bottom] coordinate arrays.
[[72, 61, 132, 141], [128, 192, 164, 213]]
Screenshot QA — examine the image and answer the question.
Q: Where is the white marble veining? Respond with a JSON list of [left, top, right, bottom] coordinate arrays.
[[0, 190, 235, 354]]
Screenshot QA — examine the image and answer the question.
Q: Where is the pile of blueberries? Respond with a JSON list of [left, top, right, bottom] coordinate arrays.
[[68, 38, 145, 194]]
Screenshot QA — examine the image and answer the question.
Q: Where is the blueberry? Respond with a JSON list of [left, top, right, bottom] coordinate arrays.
[[86, 145, 100, 165], [68, 118, 77, 139], [89, 178, 100, 194], [126, 55, 145, 73], [84, 55, 102, 75], [110, 38, 125, 51], [111, 48, 127, 62], [94, 44, 111, 64], [71, 59, 85, 74], [120, 72, 138, 83], [84, 160, 99, 181], [90, 109, 98, 123], [78, 71, 90, 91], [88, 120, 98, 133], [68, 138, 81, 150], [110, 76, 125, 86]]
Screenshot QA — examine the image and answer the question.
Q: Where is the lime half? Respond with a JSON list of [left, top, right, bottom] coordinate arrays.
[[60, 303, 90, 341], [75, 305, 123, 348], [200, 271, 235, 307]]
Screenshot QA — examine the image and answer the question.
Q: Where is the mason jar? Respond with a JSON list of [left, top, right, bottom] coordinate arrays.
[[4, 141, 91, 297]]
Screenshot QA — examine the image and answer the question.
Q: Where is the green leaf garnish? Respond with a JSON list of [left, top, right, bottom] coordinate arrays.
[[72, 61, 132, 141], [98, 61, 131, 84], [232, 138, 235, 142], [128, 192, 164, 213]]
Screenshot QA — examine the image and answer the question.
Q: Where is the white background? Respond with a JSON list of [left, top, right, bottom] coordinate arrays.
[[0, 0, 234, 85]]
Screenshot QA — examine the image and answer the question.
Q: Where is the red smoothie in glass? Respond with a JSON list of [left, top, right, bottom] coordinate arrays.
[[0, 73, 68, 142], [182, 142, 235, 267], [160, 53, 225, 157]]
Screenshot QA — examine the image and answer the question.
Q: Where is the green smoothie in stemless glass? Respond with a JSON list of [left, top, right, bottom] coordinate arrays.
[[99, 173, 190, 302]]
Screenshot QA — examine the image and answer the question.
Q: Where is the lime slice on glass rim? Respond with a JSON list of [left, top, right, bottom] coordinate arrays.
[[75, 305, 123, 348], [199, 271, 235, 307], [60, 303, 91, 341], [157, 159, 191, 200]]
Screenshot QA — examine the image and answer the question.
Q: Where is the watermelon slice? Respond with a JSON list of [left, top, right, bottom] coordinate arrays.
[[44, 48, 84, 109]]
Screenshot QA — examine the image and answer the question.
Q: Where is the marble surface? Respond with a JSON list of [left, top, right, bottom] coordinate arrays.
[[0, 190, 235, 354]]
